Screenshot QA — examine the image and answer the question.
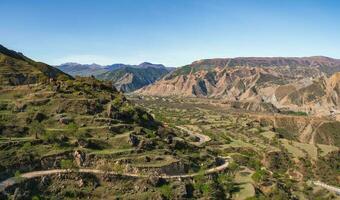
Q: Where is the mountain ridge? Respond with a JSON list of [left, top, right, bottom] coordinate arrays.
[[56, 62, 172, 76], [0, 44, 72, 85], [96, 66, 170, 92], [137, 57, 340, 118], [56, 62, 173, 92]]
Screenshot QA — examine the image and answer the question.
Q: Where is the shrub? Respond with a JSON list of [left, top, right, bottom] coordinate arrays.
[[159, 184, 173, 199], [14, 170, 23, 182], [32, 196, 40, 200], [251, 169, 266, 182], [29, 120, 45, 139], [60, 159, 74, 169], [43, 131, 60, 143]]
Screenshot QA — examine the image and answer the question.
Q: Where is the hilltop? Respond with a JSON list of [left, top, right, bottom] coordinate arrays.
[[0, 45, 231, 199], [0, 44, 71, 85]]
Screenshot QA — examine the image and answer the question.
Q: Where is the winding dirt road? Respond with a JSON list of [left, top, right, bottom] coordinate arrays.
[[0, 124, 219, 192], [0, 159, 229, 192], [176, 125, 211, 145], [313, 181, 340, 195]]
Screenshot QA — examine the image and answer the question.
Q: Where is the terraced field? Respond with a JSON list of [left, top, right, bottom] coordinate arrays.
[[131, 95, 340, 199]]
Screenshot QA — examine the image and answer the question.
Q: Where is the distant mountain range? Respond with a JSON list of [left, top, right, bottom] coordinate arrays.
[[3, 42, 339, 118], [56, 62, 174, 92], [56, 62, 173, 76], [137, 56, 340, 117]]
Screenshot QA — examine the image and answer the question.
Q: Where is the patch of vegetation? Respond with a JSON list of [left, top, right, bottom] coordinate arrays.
[[158, 184, 173, 199], [275, 127, 296, 140], [280, 110, 307, 116], [60, 159, 76, 169], [315, 121, 340, 146], [165, 65, 192, 80]]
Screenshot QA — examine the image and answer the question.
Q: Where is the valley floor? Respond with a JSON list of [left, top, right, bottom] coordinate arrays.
[[130, 95, 340, 199]]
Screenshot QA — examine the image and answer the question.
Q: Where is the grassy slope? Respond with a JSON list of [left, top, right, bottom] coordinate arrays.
[[0, 44, 71, 85]]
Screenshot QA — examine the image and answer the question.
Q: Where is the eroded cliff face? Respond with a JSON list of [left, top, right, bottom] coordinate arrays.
[[137, 57, 340, 117], [96, 66, 170, 93]]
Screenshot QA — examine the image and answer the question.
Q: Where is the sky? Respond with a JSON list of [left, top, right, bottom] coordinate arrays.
[[1, 0, 340, 67]]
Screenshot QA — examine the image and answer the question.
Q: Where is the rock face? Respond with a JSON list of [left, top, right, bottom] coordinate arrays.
[[96, 66, 170, 92], [137, 57, 340, 117], [74, 150, 85, 167]]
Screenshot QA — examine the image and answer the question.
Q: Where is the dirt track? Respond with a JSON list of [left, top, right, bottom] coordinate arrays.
[[0, 159, 229, 192]]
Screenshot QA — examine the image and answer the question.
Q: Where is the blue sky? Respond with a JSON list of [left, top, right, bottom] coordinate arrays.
[[1, 0, 339, 67]]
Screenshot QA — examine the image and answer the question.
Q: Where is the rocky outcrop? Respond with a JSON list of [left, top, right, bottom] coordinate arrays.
[[74, 150, 86, 167], [137, 57, 340, 117]]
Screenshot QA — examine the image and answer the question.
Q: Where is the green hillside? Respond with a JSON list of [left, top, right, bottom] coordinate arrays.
[[0, 44, 71, 85]]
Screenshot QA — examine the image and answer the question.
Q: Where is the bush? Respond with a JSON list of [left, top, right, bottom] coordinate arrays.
[[43, 131, 61, 143], [29, 120, 45, 139], [159, 184, 173, 199], [32, 196, 40, 200], [60, 159, 75, 169], [14, 170, 23, 182], [251, 169, 267, 182]]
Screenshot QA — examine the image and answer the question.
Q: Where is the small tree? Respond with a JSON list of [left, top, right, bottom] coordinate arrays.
[[29, 120, 45, 139], [14, 170, 23, 182]]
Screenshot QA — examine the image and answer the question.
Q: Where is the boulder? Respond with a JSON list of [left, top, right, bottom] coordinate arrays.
[[78, 178, 85, 187], [74, 150, 85, 167]]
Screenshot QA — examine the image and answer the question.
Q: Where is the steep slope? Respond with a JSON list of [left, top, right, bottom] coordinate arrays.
[[0, 48, 231, 200], [137, 57, 340, 116], [0, 44, 71, 85], [96, 66, 169, 92]]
